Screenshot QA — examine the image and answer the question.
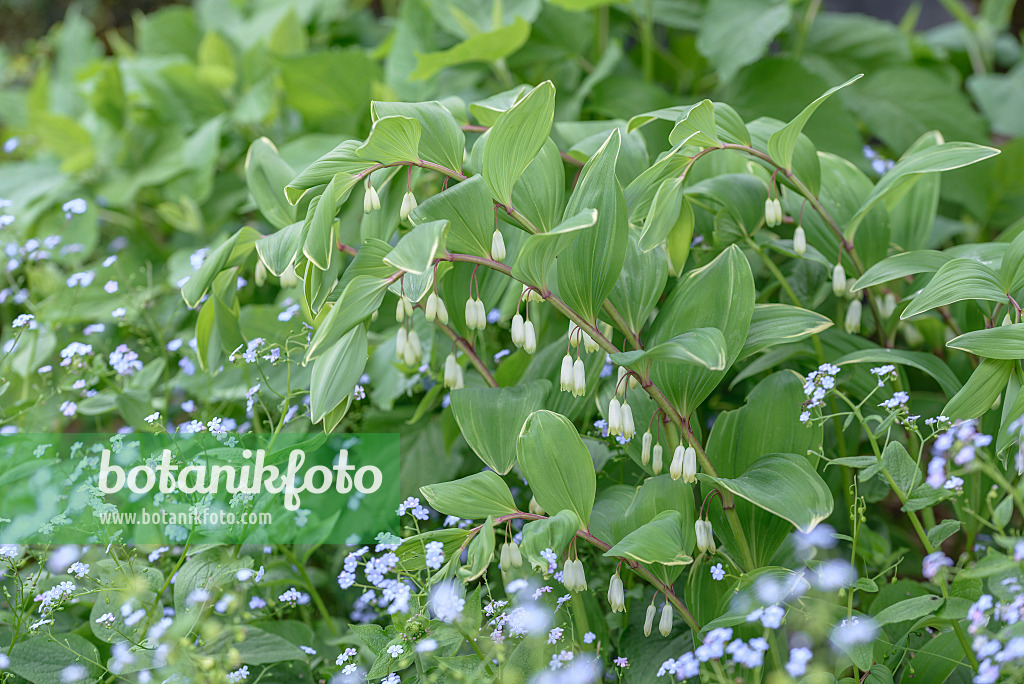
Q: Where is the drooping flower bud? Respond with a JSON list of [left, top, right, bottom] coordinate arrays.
[[695, 520, 716, 554], [465, 298, 477, 330], [641, 431, 653, 465], [620, 403, 635, 440], [608, 574, 625, 612], [573, 559, 586, 591], [659, 604, 673, 637], [572, 358, 586, 397], [562, 559, 575, 589], [404, 330, 422, 366], [560, 354, 574, 392], [523, 320, 537, 354], [793, 226, 806, 256], [364, 182, 381, 214], [644, 604, 657, 637], [682, 447, 697, 484], [400, 190, 417, 221], [491, 229, 506, 262], [845, 299, 862, 334], [500, 543, 511, 569], [670, 445, 685, 480], [254, 261, 267, 287], [403, 296, 414, 319], [832, 264, 847, 297], [396, 327, 408, 361], [511, 313, 525, 347], [764, 198, 778, 228], [453, 364, 464, 389], [879, 292, 897, 319], [1004, 313, 1014, 326], [424, 293, 438, 322], [509, 541, 522, 567], [652, 444, 663, 475], [476, 299, 487, 330], [523, 284, 542, 303], [608, 398, 622, 436], [581, 330, 598, 354], [436, 296, 449, 325], [529, 496, 545, 516], [444, 353, 458, 389], [568, 322, 580, 348], [616, 366, 628, 396]]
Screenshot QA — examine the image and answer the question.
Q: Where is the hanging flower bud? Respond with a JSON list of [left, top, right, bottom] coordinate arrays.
[[364, 184, 379, 214], [404, 330, 422, 366], [254, 261, 267, 286], [682, 447, 697, 484], [572, 358, 586, 397], [670, 445, 685, 480], [523, 284, 542, 303], [400, 190, 417, 221], [629, 374, 638, 390], [621, 403, 635, 440], [476, 299, 487, 330], [436, 296, 449, 325], [608, 575, 625, 612], [396, 327, 408, 361], [581, 330, 598, 354], [465, 298, 477, 330], [424, 293, 438, 322], [845, 299, 862, 334], [511, 313, 525, 347], [608, 399, 622, 436], [402, 340, 418, 367], [764, 198, 778, 228], [1004, 313, 1014, 326], [396, 297, 406, 322], [454, 364, 464, 389], [529, 496, 545, 516], [879, 292, 897, 320], [695, 520, 716, 554], [616, 367, 628, 396], [832, 264, 847, 297], [562, 559, 575, 589], [573, 560, 586, 591], [491, 229, 506, 262], [793, 226, 806, 256], [652, 444, 663, 475], [568, 322, 580, 348], [659, 604, 673, 637], [280, 263, 298, 288], [559, 355, 574, 392], [773, 199, 783, 226], [644, 604, 657, 637], [509, 541, 522, 567], [523, 320, 537, 354], [641, 431, 652, 465], [500, 543, 511, 569], [444, 353, 458, 389], [403, 296, 414, 319]]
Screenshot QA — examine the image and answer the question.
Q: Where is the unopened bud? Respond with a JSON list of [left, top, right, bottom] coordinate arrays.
[[879, 292, 897, 319], [659, 604, 673, 637], [560, 354, 574, 392], [845, 299, 862, 334], [529, 496, 545, 516], [620, 403, 635, 439], [652, 444, 663, 475], [608, 399, 622, 436], [682, 447, 696, 484], [491, 229, 506, 261], [465, 298, 477, 330], [832, 264, 847, 297], [608, 574, 625, 612], [254, 261, 267, 286], [436, 296, 449, 325], [644, 604, 657, 637], [511, 313, 525, 347], [617, 366, 627, 396], [403, 296, 413, 319], [670, 445, 685, 480], [1003, 313, 1014, 326], [641, 431, 652, 465], [444, 353, 458, 389], [572, 358, 586, 396], [582, 330, 598, 354], [400, 190, 417, 221], [396, 327, 408, 360], [425, 293, 438, 322], [523, 319, 537, 354], [695, 520, 716, 554], [396, 298, 406, 322], [509, 541, 522, 567], [568, 322, 580, 348], [500, 543, 511, 568], [793, 226, 806, 256]]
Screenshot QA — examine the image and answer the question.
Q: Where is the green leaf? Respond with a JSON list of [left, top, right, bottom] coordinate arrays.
[[181, 227, 259, 308], [511, 138, 566, 232], [411, 175, 492, 259], [873, 595, 944, 626], [205, 627, 307, 665], [852, 250, 953, 290], [520, 509, 582, 571], [1000, 230, 1024, 293], [834, 348, 962, 398], [610, 328, 728, 372], [303, 172, 361, 270], [609, 476, 697, 551], [355, 115, 421, 164], [256, 221, 306, 277], [699, 452, 833, 533], [666, 99, 719, 147], [696, 0, 793, 83], [468, 86, 529, 127], [604, 511, 694, 566], [888, 132, 943, 252], [739, 304, 834, 359], [285, 139, 372, 204], [512, 209, 597, 289], [459, 516, 495, 581], [943, 359, 1016, 420], [900, 258, 1005, 319], [557, 129, 629, 323], [648, 245, 755, 416], [383, 219, 447, 275], [8, 634, 102, 684], [948, 324, 1024, 359], [411, 17, 532, 81], [450, 381, 551, 475], [306, 276, 390, 362], [864, 441, 920, 497], [371, 101, 464, 172], [245, 137, 296, 229], [420, 471, 518, 519], [927, 520, 961, 548], [845, 143, 1000, 241], [640, 177, 683, 251], [767, 74, 862, 171], [516, 410, 596, 527], [482, 81, 555, 206], [309, 325, 367, 425], [608, 232, 668, 335]]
